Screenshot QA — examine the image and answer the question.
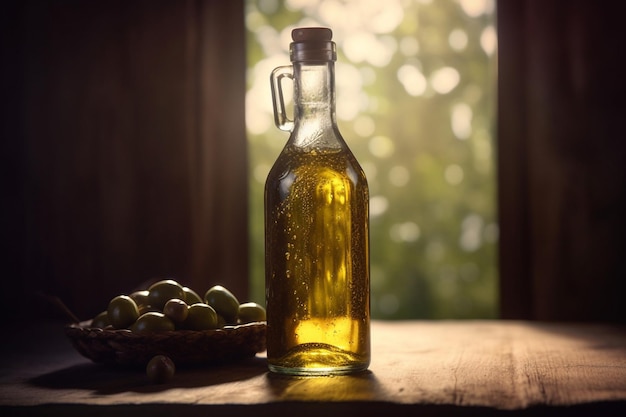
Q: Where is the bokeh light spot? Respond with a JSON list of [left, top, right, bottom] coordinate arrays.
[[397, 64, 427, 96], [451, 102, 473, 140], [458, 0, 494, 17], [449, 29, 468, 51], [370, 195, 389, 218], [369, 135, 395, 158], [390, 222, 421, 243], [481, 25, 497, 56], [444, 164, 464, 185], [430, 67, 460, 94]]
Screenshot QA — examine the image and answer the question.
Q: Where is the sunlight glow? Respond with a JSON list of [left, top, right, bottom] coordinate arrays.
[[354, 115, 376, 138], [367, 0, 404, 33], [246, 0, 497, 320], [397, 64, 427, 96], [458, 0, 494, 17], [449, 28, 468, 51], [459, 213, 484, 252], [370, 195, 389, 218], [400, 36, 420, 56], [360, 161, 378, 182], [344, 31, 395, 67], [359, 66, 377, 85], [246, 54, 291, 135], [253, 163, 271, 184], [480, 25, 497, 56], [335, 62, 364, 121], [369, 135, 395, 158], [451, 102, 473, 140], [430, 67, 461, 94], [390, 221, 421, 243]]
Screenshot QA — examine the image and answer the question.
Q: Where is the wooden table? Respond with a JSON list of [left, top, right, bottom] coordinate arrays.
[[2, 320, 625, 416]]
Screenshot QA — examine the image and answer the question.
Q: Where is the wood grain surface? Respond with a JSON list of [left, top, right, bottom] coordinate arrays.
[[2, 320, 625, 416]]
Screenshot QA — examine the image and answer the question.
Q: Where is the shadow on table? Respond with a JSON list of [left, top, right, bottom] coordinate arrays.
[[28, 356, 268, 394]]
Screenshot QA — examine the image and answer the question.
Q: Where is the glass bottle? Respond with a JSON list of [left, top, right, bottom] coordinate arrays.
[[265, 27, 370, 375]]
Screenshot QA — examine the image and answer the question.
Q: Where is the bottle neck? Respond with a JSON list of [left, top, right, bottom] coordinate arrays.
[[290, 61, 342, 150]]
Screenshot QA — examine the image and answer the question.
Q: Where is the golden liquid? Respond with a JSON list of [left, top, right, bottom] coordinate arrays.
[[265, 144, 370, 375]]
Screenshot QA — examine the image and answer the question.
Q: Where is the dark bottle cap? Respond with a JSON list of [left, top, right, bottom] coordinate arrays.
[[290, 27, 336, 62]]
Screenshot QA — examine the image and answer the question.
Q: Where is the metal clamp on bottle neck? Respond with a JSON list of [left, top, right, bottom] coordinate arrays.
[[290, 27, 336, 62]]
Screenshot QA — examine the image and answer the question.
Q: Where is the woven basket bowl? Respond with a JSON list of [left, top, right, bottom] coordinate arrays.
[[65, 320, 267, 367]]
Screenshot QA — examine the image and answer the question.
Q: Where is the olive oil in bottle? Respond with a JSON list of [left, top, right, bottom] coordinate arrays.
[[265, 27, 370, 375]]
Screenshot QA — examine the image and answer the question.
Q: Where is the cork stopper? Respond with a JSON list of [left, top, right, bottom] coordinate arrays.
[[290, 27, 336, 62]]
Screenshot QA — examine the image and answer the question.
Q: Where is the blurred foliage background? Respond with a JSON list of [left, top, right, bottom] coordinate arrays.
[[245, 0, 498, 319]]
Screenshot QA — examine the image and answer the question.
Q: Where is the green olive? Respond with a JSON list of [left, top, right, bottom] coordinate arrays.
[[129, 290, 150, 310], [146, 355, 175, 384], [182, 303, 218, 330], [148, 279, 185, 310], [107, 295, 140, 329], [163, 298, 189, 323], [238, 302, 267, 324], [91, 311, 110, 328], [130, 312, 175, 333], [204, 285, 239, 324], [182, 286, 203, 305]]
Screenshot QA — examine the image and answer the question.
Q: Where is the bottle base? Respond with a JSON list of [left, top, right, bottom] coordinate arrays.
[[268, 363, 369, 376], [267, 342, 370, 376]]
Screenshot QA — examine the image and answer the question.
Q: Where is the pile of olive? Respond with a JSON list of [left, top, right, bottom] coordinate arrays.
[[90, 279, 266, 333]]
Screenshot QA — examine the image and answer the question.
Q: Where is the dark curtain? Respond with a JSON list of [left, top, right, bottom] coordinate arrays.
[[498, 0, 626, 322], [0, 0, 248, 322]]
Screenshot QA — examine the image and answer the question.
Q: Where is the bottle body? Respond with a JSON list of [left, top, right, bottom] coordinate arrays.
[[265, 27, 370, 375], [265, 142, 370, 375]]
